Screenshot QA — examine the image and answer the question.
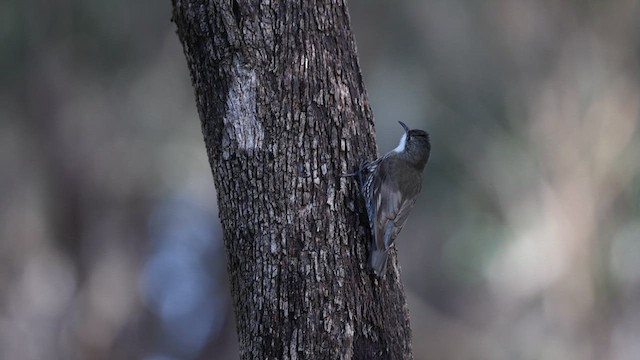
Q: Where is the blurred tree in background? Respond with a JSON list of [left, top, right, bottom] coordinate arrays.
[[1, 0, 639, 359]]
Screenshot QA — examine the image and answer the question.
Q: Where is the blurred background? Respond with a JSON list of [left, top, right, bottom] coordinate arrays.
[[2, 0, 639, 359]]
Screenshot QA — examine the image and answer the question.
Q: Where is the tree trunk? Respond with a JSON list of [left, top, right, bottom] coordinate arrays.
[[171, 1, 413, 359]]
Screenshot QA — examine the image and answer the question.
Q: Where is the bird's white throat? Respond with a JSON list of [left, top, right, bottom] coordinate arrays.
[[393, 133, 407, 153]]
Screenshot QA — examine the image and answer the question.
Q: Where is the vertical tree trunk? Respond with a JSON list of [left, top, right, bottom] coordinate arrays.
[[171, 1, 412, 359]]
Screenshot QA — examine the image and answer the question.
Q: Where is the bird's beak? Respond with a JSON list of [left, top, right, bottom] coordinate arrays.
[[398, 121, 410, 134]]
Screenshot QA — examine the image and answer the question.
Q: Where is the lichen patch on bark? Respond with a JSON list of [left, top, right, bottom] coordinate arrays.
[[223, 58, 264, 154]]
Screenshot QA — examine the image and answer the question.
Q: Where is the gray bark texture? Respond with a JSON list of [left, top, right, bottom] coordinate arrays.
[[171, 1, 413, 359]]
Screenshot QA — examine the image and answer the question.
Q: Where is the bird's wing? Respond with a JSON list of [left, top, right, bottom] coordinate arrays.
[[385, 196, 417, 248], [372, 163, 421, 252]]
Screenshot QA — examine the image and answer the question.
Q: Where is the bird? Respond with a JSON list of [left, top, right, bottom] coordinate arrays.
[[358, 121, 431, 277]]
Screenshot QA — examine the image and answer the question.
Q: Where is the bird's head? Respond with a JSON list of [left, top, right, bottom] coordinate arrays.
[[396, 121, 431, 168]]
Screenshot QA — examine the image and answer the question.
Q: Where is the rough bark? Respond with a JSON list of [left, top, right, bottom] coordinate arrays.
[[171, 1, 412, 359]]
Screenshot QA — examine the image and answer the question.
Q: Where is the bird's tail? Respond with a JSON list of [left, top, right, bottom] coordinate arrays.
[[368, 247, 389, 277]]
